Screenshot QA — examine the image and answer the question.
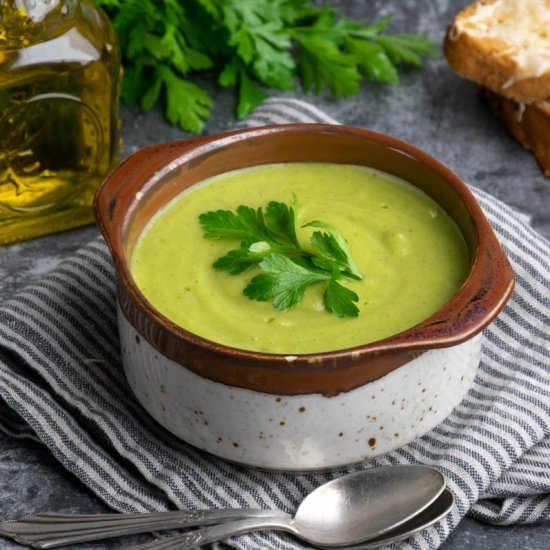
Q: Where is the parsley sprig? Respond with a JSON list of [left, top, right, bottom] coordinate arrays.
[[200, 197, 362, 317], [95, 0, 435, 133]]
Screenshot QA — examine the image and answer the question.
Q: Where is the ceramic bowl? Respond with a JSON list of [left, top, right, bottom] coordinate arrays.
[[95, 124, 514, 470]]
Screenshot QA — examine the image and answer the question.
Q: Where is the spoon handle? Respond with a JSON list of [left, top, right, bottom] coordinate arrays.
[[130, 516, 297, 550], [0, 509, 290, 548]]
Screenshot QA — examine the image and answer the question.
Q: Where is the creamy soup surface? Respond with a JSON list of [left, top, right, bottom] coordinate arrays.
[[131, 163, 469, 354]]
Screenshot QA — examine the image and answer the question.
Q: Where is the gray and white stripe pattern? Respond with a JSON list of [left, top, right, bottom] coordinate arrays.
[[0, 99, 549, 549]]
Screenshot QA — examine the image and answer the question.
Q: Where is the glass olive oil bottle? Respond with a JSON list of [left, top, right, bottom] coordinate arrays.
[[0, 0, 121, 244]]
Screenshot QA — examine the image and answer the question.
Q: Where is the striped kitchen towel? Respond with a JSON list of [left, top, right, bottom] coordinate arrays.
[[0, 99, 549, 550]]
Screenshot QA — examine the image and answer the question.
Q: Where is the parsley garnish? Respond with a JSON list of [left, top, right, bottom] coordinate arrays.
[[200, 197, 362, 317], [95, 0, 435, 133]]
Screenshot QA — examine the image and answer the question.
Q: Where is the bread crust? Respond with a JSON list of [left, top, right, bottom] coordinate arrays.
[[444, 0, 550, 103], [483, 88, 550, 176]]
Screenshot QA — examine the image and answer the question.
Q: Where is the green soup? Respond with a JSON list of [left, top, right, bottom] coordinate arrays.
[[131, 163, 469, 354]]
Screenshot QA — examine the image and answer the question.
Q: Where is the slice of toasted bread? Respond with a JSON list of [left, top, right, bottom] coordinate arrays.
[[482, 88, 550, 175], [444, 0, 550, 104]]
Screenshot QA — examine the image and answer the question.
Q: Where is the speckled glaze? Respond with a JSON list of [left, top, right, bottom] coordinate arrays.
[[95, 124, 515, 470], [120, 309, 482, 469]]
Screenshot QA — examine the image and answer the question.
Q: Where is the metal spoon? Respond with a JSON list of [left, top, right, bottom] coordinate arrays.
[[0, 465, 445, 549], [130, 465, 447, 549], [131, 490, 455, 550]]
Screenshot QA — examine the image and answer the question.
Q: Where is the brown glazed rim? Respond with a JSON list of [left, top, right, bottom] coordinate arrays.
[[95, 124, 515, 396]]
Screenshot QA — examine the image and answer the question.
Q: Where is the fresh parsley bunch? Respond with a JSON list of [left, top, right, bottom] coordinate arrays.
[[95, 0, 435, 133], [200, 197, 363, 317]]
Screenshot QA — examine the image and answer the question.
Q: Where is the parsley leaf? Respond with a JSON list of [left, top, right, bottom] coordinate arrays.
[[237, 68, 269, 119], [344, 37, 398, 84], [289, 10, 437, 94], [304, 220, 362, 280], [245, 253, 333, 311], [95, 0, 435, 133], [147, 66, 213, 134], [264, 195, 300, 248], [200, 201, 302, 274], [325, 279, 359, 317], [375, 34, 436, 67], [295, 34, 361, 97], [213, 241, 273, 275], [200, 197, 363, 317], [200, 206, 270, 241]]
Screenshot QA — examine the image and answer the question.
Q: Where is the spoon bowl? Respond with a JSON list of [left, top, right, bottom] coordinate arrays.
[[290, 465, 445, 546], [362, 489, 455, 548]]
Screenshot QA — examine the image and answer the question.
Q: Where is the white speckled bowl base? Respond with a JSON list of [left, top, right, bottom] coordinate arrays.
[[119, 307, 482, 471]]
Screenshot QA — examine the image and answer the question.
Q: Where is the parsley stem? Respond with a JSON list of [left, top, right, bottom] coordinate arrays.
[[288, 27, 378, 39]]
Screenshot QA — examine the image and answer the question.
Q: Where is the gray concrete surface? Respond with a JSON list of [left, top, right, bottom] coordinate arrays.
[[1, 0, 549, 548]]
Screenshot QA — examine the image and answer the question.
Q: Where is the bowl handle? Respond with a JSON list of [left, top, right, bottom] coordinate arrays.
[[387, 224, 515, 350], [94, 137, 212, 257]]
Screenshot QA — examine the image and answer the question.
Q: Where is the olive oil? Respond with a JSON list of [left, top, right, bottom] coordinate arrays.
[[0, 0, 121, 244]]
